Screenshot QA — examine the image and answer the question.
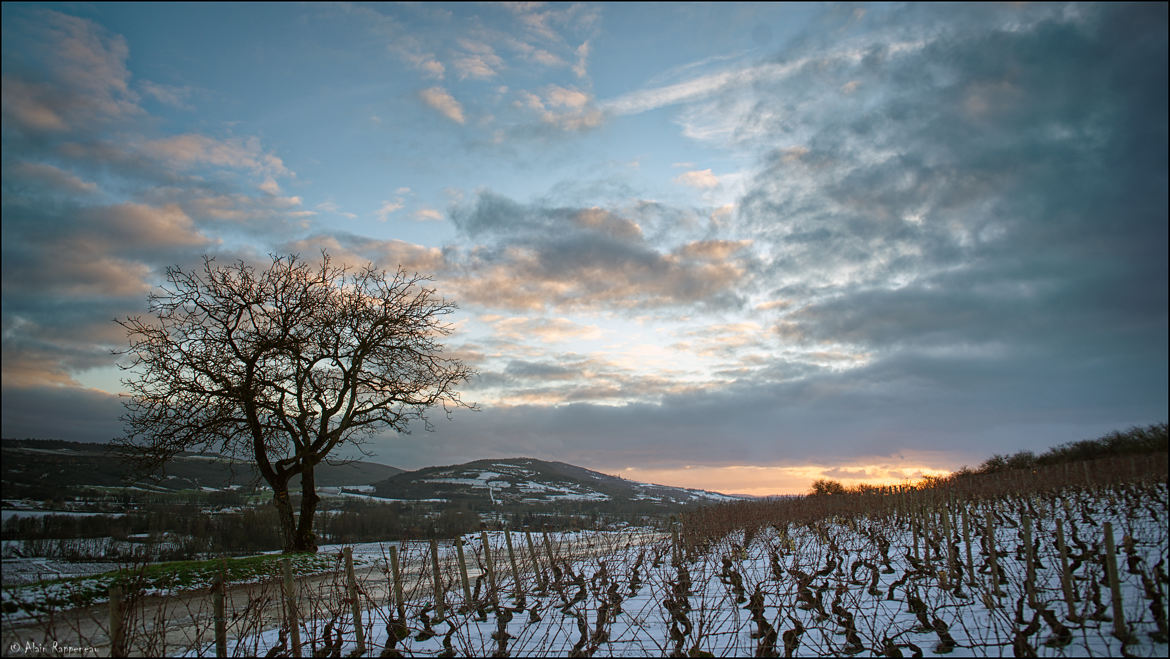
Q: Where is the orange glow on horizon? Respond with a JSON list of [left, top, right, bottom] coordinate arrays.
[[612, 463, 955, 497]]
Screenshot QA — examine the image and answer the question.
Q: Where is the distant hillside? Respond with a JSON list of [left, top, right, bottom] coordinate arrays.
[[372, 457, 742, 511], [1, 439, 403, 497]]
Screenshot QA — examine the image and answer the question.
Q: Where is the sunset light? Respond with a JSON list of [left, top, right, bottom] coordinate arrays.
[[2, 3, 1166, 497]]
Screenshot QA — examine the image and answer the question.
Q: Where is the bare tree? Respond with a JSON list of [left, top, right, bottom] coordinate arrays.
[[116, 252, 475, 552]]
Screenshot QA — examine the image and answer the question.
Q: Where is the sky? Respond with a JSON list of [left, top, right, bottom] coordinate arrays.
[[1, 2, 1166, 496]]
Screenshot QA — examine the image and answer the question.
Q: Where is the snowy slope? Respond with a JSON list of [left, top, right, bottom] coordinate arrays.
[[371, 457, 743, 507]]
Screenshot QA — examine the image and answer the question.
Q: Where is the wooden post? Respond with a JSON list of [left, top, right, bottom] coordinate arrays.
[[504, 531, 523, 598], [389, 546, 406, 623], [525, 530, 546, 590], [962, 507, 975, 586], [456, 536, 474, 606], [1102, 522, 1131, 642], [213, 571, 227, 658], [942, 505, 957, 585], [1055, 519, 1078, 621], [542, 531, 559, 589], [1023, 513, 1037, 608], [985, 511, 999, 608], [670, 516, 681, 564], [344, 547, 366, 656], [282, 558, 302, 658], [430, 538, 445, 620], [481, 531, 499, 606], [108, 584, 124, 659]]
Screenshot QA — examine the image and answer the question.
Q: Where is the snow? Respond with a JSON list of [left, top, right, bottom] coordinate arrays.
[[180, 483, 1168, 658], [546, 491, 612, 501], [425, 470, 506, 486], [5, 483, 1165, 658]]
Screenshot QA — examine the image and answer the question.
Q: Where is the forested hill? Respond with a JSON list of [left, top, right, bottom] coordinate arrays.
[[0, 439, 403, 497]]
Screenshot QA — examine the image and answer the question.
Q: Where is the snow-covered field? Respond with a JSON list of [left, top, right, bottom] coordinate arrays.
[[2, 480, 1164, 657], [147, 482, 1167, 657]]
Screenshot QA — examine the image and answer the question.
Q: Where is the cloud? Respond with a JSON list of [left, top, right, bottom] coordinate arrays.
[[453, 39, 504, 79], [395, 51, 446, 80], [672, 321, 767, 358], [141, 134, 291, 177], [0, 9, 141, 134], [1, 385, 126, 443], [0, 196, 219, 394], [483, 316, 604, 344], [414, 208, 444, 222], [515, 85, 604, 132], [258, 178, 281, 195], [446, 191, 750, 311], [138, 80, 194, 108], [1, 8, 312, 401], [546, 85, 590, 109], [419, 86, 466, 124], [502, 2, 600, 45], [602, 57, 808, 117], [673, 169, 721, 189], [729, 3, 1167, 361], [281, 234, 447, 277], [2, 199, 212, 306], [315, 201, 358, 219], [376, 199, 404, 222], [176, 192, 313, 229], [329, 3, 448, 80], [572, 40, 590, 78], [5, 162, 98, 194], [495, 33, 565, 68], [468, 348, 715, 409], [1, 75, 68, 132], [353, 3, 1168, 476]]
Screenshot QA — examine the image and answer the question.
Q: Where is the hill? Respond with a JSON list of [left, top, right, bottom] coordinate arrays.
[[0, 439, 403, 498], [371, 457, 743, 512]]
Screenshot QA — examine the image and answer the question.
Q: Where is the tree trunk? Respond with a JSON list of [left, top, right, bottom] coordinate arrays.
[[272, 478, 298, 553], [293, 462, 320, 553]]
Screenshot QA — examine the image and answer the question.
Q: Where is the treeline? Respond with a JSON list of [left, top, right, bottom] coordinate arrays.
[[683, 449, 1167, 553], [2, 498, 658, 561], [680, 423, 1168, 551], [807, 422, 1167, 496], [974, 422, 1167, 474]]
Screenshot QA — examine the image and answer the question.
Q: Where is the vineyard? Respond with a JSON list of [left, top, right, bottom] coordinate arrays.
[[2, 454, 1167, 657]]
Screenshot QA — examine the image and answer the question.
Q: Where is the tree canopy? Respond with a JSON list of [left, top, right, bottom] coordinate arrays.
[[116, 252, 474, 551]]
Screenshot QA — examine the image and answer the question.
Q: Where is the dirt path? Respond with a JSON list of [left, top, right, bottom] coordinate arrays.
[[1, 532, 666, 657]]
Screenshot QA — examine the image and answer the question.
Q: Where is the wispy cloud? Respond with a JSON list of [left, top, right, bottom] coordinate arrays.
[[453, 39, 504, 79], [483, 315, 605, 344], [673, 168, 721, 189], [138, 80, 194, 108], [419, 86, 466, 124], [141, 134, 291, 177], [376, 199, 404, 222], [572, 40, 590, 78], [514, 84, 603, 131], [6, 162, 98, 194]]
